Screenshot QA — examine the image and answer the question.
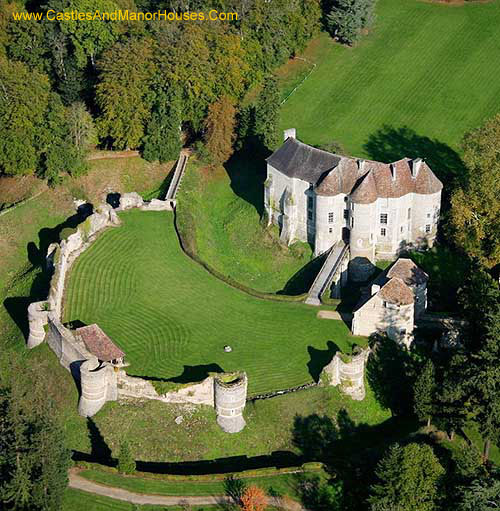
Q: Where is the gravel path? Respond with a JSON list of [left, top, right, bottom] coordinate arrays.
[[69, 470, 304, 509]]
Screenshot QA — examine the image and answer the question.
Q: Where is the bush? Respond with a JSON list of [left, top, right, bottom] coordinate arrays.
[[117, 441, 136, 474]]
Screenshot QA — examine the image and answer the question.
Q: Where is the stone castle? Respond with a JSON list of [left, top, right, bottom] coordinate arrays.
[[265, 129, 442, 281]]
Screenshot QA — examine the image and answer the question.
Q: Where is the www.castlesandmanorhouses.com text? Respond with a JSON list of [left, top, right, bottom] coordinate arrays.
[[12, 9, 238, 22]]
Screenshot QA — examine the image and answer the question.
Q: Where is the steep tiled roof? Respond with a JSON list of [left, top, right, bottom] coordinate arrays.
[[267, 138, 442, 201], [378, 278, 414, 305], [350, 170, 378, 204], [75, 324, 124, 362], [316, 158, 363, 195], [387, 258, 428, 286], [266, 137, 340, 184]]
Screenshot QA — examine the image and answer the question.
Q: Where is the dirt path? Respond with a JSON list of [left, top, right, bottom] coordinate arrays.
[[69, 470, 304, 509]]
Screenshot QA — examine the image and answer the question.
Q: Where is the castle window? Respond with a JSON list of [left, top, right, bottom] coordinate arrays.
[[381, 228, 386, 236], [425, 224, 431, 233], [329, 228, 333, 233], [328, 212, 334, 223], [380, 213, 388, 224], [400, 226, 404, 233], [344, 209, 349, 220], [407, 208, 411, 219], [351, 218, 354, 228], [427, 212, 431, 218]]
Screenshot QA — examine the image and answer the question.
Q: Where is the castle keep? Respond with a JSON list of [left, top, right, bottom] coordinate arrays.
[[265, 130, 442, 280]]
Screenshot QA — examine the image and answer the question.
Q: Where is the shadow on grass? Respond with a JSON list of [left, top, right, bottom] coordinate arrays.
[[363, 125, 466, 200], [3, 207, 92, 343], [87, 418, 114, 465], [223, 140, 270, 218], [307, 340, 338, 382], [278, 252, 327, 296], [132, 364, 225, 385]]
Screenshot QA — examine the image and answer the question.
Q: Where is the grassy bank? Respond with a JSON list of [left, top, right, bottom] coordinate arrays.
[[176, 157, 316, 294]]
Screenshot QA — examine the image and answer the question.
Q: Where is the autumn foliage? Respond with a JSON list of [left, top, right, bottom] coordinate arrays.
[[240, 485, 268, 511]]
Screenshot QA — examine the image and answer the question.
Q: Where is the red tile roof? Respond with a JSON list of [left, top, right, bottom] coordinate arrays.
[[75, 324, 124, 362]]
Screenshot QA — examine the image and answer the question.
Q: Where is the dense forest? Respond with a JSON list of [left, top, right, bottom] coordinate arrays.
[[0, 0, 324, 181]]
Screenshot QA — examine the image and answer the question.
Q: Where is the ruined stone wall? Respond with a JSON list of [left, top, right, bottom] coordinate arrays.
[[321, 348, 370, 400]]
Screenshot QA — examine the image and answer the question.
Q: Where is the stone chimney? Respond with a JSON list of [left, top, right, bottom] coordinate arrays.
[[283, 128, 296, 141], [412, 158, 423, 179], [358, 159, 366, 172]]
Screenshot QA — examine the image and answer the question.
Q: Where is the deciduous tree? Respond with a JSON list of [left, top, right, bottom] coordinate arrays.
[[204, 96, 237, 165], [450, 114, 500, 269], [254, 76, 280, 151], [241, 485, 268, 511], [96, 37, 156, 150]]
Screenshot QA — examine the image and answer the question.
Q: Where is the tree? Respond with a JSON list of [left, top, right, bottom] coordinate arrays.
[[143, 84, 182, 163], [240, 485, 268, 511], [414, 359, 437, 428], [96, 38, 156, 149], [117, 441, 136, 475], [59, 0, 121, 68], [254, 76, 280, 151], [457, 477, 500, 511], [327, 0, 377, 45], [297, 474, 343, 511], [369, 443, 445, 511], [0, 57, 50, 176], [450, 114, 500, 269], [0, 368, 71, 510], [204, 96, 237, 165], [223, 475, 247, 505]]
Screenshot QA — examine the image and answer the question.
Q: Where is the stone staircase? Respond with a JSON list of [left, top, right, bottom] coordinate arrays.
[[165, 153, 189, 205], [305, 240, 349, 306]]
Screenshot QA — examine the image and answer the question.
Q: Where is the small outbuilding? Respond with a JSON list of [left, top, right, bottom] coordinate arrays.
[[75, 324, 125, 365], [351, 258, 429, 346]]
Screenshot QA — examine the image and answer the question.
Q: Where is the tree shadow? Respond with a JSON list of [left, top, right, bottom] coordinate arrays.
[[87, 417, 113, 464], [366, 335, 418, 416], [223, 140, 270, 217], [134, 364, 225, 385], [278, 252, 327, 295], [363, 125, 466, 195], [292, 413, 338, 461], [3, 207, 93, 343], [307, 340, 338, 382]]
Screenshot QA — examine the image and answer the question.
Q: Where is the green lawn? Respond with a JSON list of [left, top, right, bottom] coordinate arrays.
[[78, 466, 326, 499], [62, 488, 216, 510], [280, 0, 500, 167], [64, 210, 365, 395]]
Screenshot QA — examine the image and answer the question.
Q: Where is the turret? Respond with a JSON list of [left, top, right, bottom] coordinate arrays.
[[214, 372, 247, 433]]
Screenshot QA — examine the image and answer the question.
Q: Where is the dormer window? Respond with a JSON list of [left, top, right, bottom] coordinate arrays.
[[380, 213, 388, 224]]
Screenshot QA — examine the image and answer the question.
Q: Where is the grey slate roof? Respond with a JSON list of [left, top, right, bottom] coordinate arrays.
[[266, 137, 341, 184]]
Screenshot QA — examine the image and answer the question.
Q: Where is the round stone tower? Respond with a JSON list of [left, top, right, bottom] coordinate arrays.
[[214, 372, 247, 433], [78, 357, 108, 417], [27, 301, 52, 348], [349, 196, 377, 282]]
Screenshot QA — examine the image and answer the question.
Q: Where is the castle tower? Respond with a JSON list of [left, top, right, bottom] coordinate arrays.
[[27, 301, 52, 348], [349, 172, 377, 281], [78, 357, 109, 417], [214, 372, 247, 433]]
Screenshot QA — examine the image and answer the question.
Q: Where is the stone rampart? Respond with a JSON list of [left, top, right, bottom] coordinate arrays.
[[321, 348, 370, 400]]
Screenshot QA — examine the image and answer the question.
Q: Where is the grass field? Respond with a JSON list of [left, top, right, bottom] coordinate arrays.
[[78, 466, 327, 498], [64, 210, 365, 395], [280, 0, 500, 164]]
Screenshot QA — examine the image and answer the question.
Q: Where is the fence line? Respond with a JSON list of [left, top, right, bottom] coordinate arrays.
[[280, 56, 317, 105]]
